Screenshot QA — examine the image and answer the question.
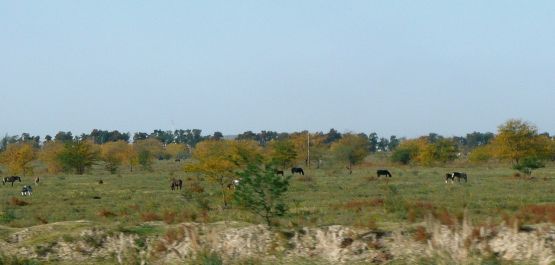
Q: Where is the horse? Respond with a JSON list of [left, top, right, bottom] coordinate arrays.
[[171, 178, 183, 190], [445, 173, 455, 183], [452, 172, 468, 183], [227, 179, 240, 190], [3, 176, 21, 186], [376, 170, 392, 178], [291, 167, 305, 175], [445, 172, 468, 183], [21, 185, 32, 196], [275, 170, 284, 176]]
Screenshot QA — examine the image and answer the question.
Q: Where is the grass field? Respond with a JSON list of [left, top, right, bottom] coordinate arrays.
[[1, 157, 554, 230]]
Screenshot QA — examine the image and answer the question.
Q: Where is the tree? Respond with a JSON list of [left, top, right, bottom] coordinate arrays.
[[185, 140, 244, 208], [0, 143, 37, 176], [324, 128, 342, 144], [513, 156, 545, 177], [330, 134, 369, 174], [368, 132, 379, 152], [133, 138, 164, 169], [490, 119, 552, 164], [58, 140, 98, 174], [54, 131, 73, 142], [234, 163, 290, 226], [268, 140, 297, 169], [100, 141, 129, 174], [165, 143, 189, 160], [418, 138, 459, 166], [390, 139, 425, 165], [388, 135, 400, 151], [377, 138, 389, 152], [39, 141, 65, 173]]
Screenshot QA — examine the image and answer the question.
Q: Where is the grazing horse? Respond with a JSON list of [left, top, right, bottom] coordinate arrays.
[[291, 167, 305, 175], [376, 169, 392, 178], [275, 170, 284, 176], [3, 176, 21, 186], [21, 185, 32, 196], [445, 172, 468, 183], [445, 173, 455, 183], [171, 179, 183, 190], [452, 172, 468, 182]]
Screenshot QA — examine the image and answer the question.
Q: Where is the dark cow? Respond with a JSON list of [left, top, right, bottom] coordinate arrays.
[[171, 178, 183, 190], [2, 176, 21, 186], [275, 170, 284, 176], [376, 169, 392, 178], [291, 167, 304, 175]]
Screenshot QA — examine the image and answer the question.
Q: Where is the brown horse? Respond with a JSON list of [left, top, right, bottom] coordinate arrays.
[[171, 178, 183, 190]]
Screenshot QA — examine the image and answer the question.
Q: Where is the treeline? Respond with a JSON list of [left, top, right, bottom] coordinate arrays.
[[0, 120, 553, 177]]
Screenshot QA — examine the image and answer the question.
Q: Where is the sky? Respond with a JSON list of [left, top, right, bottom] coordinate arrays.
[[1, 1, 554, 138]]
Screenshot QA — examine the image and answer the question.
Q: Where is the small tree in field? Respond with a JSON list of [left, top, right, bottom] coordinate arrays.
[[58, 140, 98, 174], [330, 134, 369, 174], [234, 164, 290, 227], [512, 156, 545, 177]]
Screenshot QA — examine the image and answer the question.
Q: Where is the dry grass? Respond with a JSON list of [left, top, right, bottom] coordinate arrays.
[[9, 197, 29, 206], [140, 212, 162, 222], [97, 209, 117, 218]]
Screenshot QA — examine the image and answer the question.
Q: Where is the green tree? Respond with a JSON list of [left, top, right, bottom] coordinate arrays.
[[234, 164, 290, 226], [58, 140, 98, 174], [330, 134, 369, 174], [268, 140, 297, 169], [512, 156, 545, 176]]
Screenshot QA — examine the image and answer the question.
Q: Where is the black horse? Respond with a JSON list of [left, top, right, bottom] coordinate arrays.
[[445, 172, 468, 183], [376, 170, 392, 178], [291, 167, 304, 175], [171, 179, 183, 190], [2, 176, 21, 186]]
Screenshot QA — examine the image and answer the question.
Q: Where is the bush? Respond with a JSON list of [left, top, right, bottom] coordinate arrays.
[[512, 156, 545, 176]]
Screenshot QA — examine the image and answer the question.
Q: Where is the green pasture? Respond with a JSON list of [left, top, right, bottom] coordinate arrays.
[[1, 158, 554, 229]]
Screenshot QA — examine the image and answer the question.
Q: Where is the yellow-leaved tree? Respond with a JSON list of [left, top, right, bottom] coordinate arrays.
[[100, 141, 130, 174], [39, 141, 65, 174], [490, 119, 552, 165], [185, 139, 262, 208], [0, 142, 37, 176], [165, 143, 189, 160]]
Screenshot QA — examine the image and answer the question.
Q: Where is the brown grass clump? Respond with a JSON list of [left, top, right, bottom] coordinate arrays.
[[140, 212, 162, 222], [164, 226, 185, 245], [413, 226, 430, 242], [35, 216, 48, 224], [432, 208, 455, 226], [10, 197, 29, 206], [407, 201, 435, 222], [517, 204, 555, 224], [339, 199, 384, 210], [97, 209, 117, 218], [163, 211, 177, 224]]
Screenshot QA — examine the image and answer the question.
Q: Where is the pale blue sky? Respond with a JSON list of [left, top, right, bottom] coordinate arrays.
[[1, 1, 554, 138]]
